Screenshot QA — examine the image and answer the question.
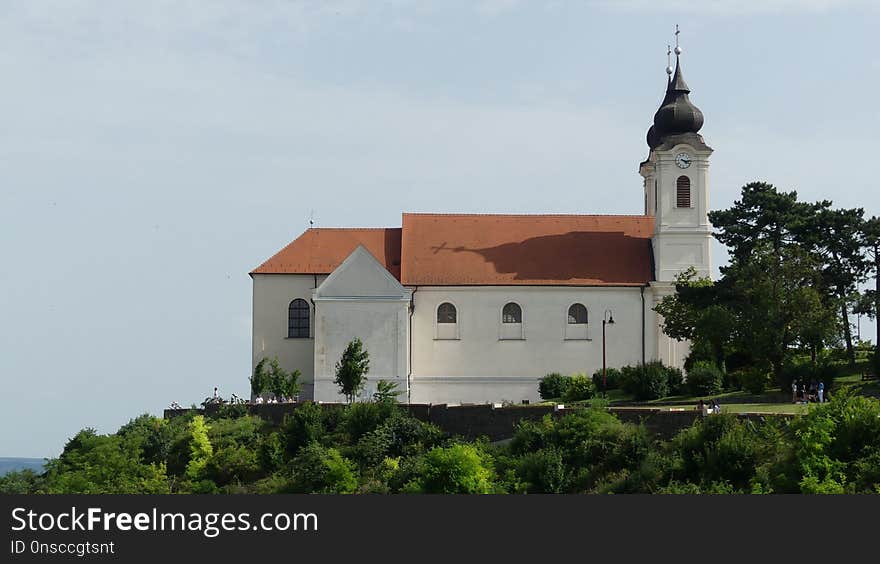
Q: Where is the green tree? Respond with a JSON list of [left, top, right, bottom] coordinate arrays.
[[185, 415, 213, 482], [373, 379, 402, 403], [285, 443, 358, 494], [42, 429, 169, 494], [405, 444, 495, 494], [250, 358, 270, 397], [335, 338, 370, 403], [654, 268, 735, 370], [857, 216, 880, 371], [799, 206, 867, 366], [267, 357, 301, 399]]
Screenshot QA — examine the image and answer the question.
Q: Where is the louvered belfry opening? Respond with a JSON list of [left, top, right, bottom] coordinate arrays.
[[676, 175, 691, 208]]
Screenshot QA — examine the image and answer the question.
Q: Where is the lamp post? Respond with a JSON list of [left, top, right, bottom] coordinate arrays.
[[602, 309, 615, 398]]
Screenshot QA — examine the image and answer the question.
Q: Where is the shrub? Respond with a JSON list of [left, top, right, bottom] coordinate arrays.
[[341, 401, 398, 442], [539, 373, 569, 400], [591, 367, 622, 392], [514, 448, 567, 493], [737, 367, 771, 394], [686, 361, 724, 396], [281, 402, 325, 456], [666, 366, 685, 395], [620, 362, 670, 400], [285, 443, 358, 494], [404, 444, 495, 494], [563, 374, 595, 402]]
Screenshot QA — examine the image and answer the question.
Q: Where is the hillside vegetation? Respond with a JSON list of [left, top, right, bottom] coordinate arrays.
[[3, 391, 879, 495]]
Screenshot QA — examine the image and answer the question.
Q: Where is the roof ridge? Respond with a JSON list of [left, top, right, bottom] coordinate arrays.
[[402, 212, 652, 219], [308, 227, 399, 231]]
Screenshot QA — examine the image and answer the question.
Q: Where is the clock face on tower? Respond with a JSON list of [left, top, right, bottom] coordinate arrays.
[[675, 152, 692, 169]]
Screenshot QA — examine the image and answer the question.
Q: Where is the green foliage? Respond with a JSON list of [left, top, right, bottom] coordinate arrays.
[[42, 429, 170, 494], [620, 362, 670, 400], [282, 402, 326, 456], [342, 401, 399, 442], [355, 415, 443, 466], [510, 448, 567, 493], [252, 357, 301, 400], [185, 415, 213, 483], [539, 373, 569, 400], [335, 338, 370, 403], [27, 385, 880, 495], [591, 367, 622, 392], [404, 444, 495, 494], [374, 379, 402, 403], [686, 361, 724, 396], [250, 358, 270, 398], [285, 443, 358, 494], [666, 366, 685, 395], [0, 469, 44, 494], [562, 373, 595, 402], [736, 366, 772, 394]]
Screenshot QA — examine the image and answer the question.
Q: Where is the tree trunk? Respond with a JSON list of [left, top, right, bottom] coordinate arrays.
[[875, 246, 880, 373], [841, 300, 856, 367]]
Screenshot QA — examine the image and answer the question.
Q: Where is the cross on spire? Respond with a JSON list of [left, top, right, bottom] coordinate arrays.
[[674, 24, 682, 55]]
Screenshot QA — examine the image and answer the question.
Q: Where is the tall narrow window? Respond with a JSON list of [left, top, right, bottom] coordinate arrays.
[[502, 302, 522, 324], [288, 299, 310, 338], [437, 302, 457, 323], [567, 304, 588, 324], [676, 176, 691, 208]]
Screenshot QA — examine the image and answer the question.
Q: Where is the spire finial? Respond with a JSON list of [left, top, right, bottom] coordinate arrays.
[[674, 24, 682, 56], [666, 44, 673, 77], [309, 209, 315, 228]]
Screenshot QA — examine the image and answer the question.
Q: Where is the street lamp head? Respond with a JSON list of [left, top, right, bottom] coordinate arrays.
[[608, 314, 615, 325]]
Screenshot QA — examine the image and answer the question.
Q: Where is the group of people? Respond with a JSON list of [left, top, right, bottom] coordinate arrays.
[[791, 379, 825, 404], [696, 399, 721, 415], [253, 395, 298, 404]]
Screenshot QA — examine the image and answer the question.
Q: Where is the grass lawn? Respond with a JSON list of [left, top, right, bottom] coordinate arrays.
[[718, 403, 808, 415]]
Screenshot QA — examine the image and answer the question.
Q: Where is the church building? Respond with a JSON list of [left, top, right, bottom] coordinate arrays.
[[250, 49, 712, 404]]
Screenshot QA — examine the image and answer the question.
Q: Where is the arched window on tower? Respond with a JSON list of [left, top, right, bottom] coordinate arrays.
[[676, 176, 691, 208], [288, 299, 310, 338]]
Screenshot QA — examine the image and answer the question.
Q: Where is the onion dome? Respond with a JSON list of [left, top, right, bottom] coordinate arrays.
[[648, 56, 704, 149]]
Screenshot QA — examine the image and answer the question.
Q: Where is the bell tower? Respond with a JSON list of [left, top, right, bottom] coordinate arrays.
[[640, 33, 712, 282]]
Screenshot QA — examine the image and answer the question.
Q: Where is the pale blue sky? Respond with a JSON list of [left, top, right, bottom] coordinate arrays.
[[2, 1, 878, 458]]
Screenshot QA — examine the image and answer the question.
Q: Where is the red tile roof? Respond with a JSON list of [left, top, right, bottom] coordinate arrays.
[[250, 228, 402, 279], [401, 214, 654, 286], [252, 214, 655, 286]]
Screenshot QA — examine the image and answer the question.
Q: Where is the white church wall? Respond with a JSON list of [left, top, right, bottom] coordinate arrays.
[[409, 286, 652, 404], [311, 246, 412, 403], [251, 273, 327, 400], [312, 299, 409, 403]]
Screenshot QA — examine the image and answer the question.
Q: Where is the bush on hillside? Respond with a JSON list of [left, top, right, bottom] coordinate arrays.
[[539, 373, 570, 400], [736, 367, 771, 395], [620, 362, 670, 400], [687, 361, 724, 396], [591, 367, 622, 392], [562, 374, 595, 403]]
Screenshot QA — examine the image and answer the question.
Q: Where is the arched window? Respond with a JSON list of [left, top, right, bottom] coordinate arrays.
[[676, 176, 691, 208], [568, 303, 588, 324], [502, 302, 522, 324], [288, 299, 310, 338], [437, 302, 457, 324]]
